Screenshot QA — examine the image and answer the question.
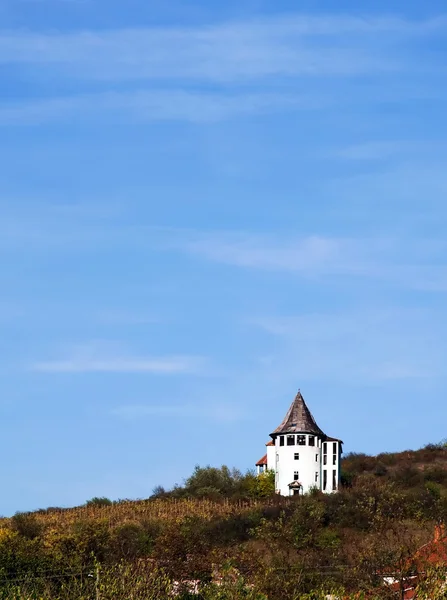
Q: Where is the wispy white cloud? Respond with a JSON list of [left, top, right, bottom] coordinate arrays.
[[250, 308, 445, 383], [97, 310, 161, 326], [170, 230, 447, 291], [0, 14, 444, 82], [4, 209, 447, 292], [0, 89, 318, 126], [111, 403, 246, 422], [31, 342, 207, 374], [176, 232, 352, 273], [0, 13, 444, 127], [327, 161, 447, 203], [335, 140, 421, 160]]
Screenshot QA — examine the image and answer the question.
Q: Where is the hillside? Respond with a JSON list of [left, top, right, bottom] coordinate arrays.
[[0, 445, 447, 598], [342, 442, 447, 487]]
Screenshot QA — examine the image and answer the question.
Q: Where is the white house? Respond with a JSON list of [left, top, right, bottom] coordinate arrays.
[[256, 390, 343, 496]]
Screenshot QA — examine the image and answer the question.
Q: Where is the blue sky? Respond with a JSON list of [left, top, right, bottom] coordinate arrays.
[[1, 0, 447, 515]]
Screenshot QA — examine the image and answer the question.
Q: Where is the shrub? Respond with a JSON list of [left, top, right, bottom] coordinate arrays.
[[109, 523, 154, 560], [374, 463, 388, 477], [72, 519, 111, 562], [247, 470, 275, 498], [184, 465, 245, 498], [392, 466, 422, 488], [340, 470, 354, 487], [376, 452, 398, 466], [10, 513, 42, 540], [85, 497, 113, 507], [423, 466, 447, 485], [151, 486, 167, 499]]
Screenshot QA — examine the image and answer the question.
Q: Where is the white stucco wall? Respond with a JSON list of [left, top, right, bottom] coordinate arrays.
[[272, 435, 341, 495], [274, 433, 322, 495], [266, 444, 276, 471], [322, 440, 341, 494]]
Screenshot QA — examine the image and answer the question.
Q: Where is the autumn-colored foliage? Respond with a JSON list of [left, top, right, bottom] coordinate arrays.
[[0, 447, 447, 598]]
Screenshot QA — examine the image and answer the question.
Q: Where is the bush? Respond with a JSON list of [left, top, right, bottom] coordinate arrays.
[[184, 465, 245, 498], [151, 486, 167, 499], [340, 470, 354, 487], [85, 497, 113, 507], [423, 466, 447, 485], [374, 463, 388, 477], [392, 466, 422, 488], [109, 523, 155, 560], [72, 519, 111, 562], [342, 453, 376, 475], [10, 513, 42, 540], [247, 470, 275, 498], [376, 452, 398, 466]]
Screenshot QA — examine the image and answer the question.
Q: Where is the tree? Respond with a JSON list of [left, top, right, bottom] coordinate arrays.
[[85, 497, 113, 507]]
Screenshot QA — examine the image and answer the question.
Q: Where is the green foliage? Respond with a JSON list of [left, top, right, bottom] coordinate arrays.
[[183, 465, 246, 498], [373, 463, 388, 477], [151, 485, 167, 498], [1, 449, 447, 598], [72, 519, 111, 561], [84, 496, 113, 507], [392, 465, 422, 488], [247, 470, 275, 498], [423, 465, 447, 484], [158, 465, 277, 501], [9, 513, 42, 540], [201, 566, 268, 599], [342, 443, 447, 489], [109, 523, 155, 560]]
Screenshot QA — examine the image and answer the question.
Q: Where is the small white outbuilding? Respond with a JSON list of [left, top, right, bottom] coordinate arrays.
[[255, 390, 342, 496]]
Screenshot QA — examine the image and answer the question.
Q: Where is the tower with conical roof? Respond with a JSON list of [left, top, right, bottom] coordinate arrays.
[[255, 390, 342, 495]]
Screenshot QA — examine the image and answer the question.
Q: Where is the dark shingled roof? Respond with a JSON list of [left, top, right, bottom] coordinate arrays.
[[271, 390, 325, 437]]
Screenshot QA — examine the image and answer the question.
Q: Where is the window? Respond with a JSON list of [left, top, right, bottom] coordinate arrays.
[[323, 455, 327, 465], [287, 435, 295, 446], [294, 453, 299, 460], [323, 470, 327, 491], [297, 435, 306, 446], [294, 471, 299, 481], [315, 454, 318, 462], [315, 472, 319, 482], [323, 442, 327, 454], [333, 442, 337, 454], [279, 436, 284, 446], [333, 470, 337, 490], [333, 455, 336, 465], [309, 436, 315, 447]]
